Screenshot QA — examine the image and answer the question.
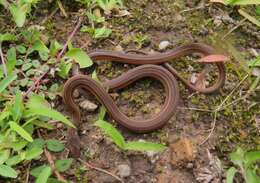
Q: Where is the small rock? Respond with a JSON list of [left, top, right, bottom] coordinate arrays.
[[79, 99, 98, 112], [170, 138, 195, 166], [117, 164, 131, 178], [159, 41, 171, 50], [186, 163, 194, 169], [252, 68, 260, 77], [114, 45, 123, 52], [73, 89, 80, 98]]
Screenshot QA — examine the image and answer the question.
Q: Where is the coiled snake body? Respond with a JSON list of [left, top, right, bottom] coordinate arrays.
[[63, 43, 226, 157]]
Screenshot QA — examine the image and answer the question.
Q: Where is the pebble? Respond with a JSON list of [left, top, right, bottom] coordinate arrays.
[[117, 164, 131, 178], [159, 41, 171, 50], [79, 99, 98, 112], [252, 68, 260, 77]]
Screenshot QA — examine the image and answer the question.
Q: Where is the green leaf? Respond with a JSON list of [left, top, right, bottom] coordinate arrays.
[[226, 167, 238, 183], [0, 33, 16, 42], [92, 70, 100, 83], [25, 147, 43, 160], [95, 119, 125, 149], [32, 60, 41, 68], [57, 60, 72, 79], [65, 48, 93, 68], [0, 164, 17, 178], [230, 147, 244, 167], [244, 151, 260, 168], [248, 56, 260, 68], [30, 165, 48, 177], [125, 141, 166, 152], [27, 138, 45, 150], [55, 158, 73, 172], [27, 94, 75, 128], [9, 4, 26, 27], [245, 169, 259, 183], [10, 140, 28, 151], [80, 26, 95, 34], [5, 155, 23, 166], [9, 121, 33, 142], [0, 74, 17, 93], [11, 90, 24, 122], [0, 150, 10, 165], [98, 105, 106, 120], [27, 94, 50, 108], [22, 62, 33, 71], [6, 47, 16, 74], [31, 40, 49, 54], [32, 120, 54, 130], [46, 139, 65, 152], [94, 27, 112, 39], [16, 45, 27, 54], [35, 166, 52, 183], [50, 40, 62, 57]]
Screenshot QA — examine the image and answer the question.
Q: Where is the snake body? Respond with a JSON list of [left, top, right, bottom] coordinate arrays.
[[63, 43, 226, 157]]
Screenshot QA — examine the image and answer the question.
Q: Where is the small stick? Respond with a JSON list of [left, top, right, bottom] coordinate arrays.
[[0, 43, 7, 76], [23, 71, 48, 99], [57, 17, 83, 61], [23, 18, 82, 98], [200, 74, 249, 145], [78, 158, 125, 183], [41, 7, 59, 24], [25, 163, 31, 183], [222, 18, 246, 40], [57, 0, 68, 18], [44, 148, 67, 182]]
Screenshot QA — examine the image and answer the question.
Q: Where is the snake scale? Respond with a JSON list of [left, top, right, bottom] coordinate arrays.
[[63, 43, 226, 157]]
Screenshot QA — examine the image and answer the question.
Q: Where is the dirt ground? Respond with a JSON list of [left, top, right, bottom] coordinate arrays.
[[1, 0, 260, 183]]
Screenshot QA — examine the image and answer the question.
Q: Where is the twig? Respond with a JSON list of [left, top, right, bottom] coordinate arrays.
[[37, 130, 67, 182], [41, 7, 59, 24], [25, 163, 31, 183], [57, 0, 68, 18], [0, 43, 7, 76], [222, 18, 246, 40], [199, 111, 217, 145], [178, 107, 213, 113], [23, 18, 82, 98], [44, 148, 67, 182], [78, 158, 125, 183], [57, 17, 83, 61], [23, 71, 48, 99], [200, 74, 249, 145]]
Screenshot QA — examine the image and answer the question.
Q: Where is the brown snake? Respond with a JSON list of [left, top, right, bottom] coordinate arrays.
[[63, 43, 226, 157]]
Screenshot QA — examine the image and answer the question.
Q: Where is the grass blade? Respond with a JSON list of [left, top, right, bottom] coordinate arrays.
[[0, 74, 17, 93]]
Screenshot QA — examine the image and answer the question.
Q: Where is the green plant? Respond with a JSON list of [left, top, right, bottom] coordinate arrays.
[[224, 0, 260, 5], [0, 0, 40, 27], [95, 106, 167, 152], [0, 26, 95, 180], [0, 78, 74, 178], [226, 147, 260, 183], [133, 33, 150, 48], [211, 0, 260, 27], [81, 26, 112, 39]]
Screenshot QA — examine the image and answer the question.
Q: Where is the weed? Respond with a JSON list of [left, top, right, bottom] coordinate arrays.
[[226, 147, 260, 183]]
